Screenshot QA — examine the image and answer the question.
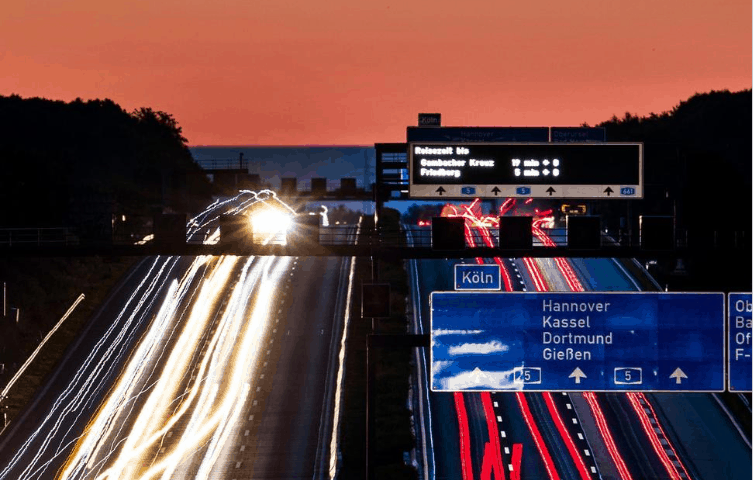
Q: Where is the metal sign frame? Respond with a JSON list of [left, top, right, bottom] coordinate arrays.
[[429, 291, 725, 392], [408, 142, 643, 199]]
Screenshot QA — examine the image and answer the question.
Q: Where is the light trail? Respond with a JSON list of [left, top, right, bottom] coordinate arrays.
[[542, 392, 591, 480], [480, 392, 506, 480], [625, 393, 682, 480], [0, 294, 85, 403], [1, 193, 300, 480], [582, 392, 633, 480], [328, 219, 361, 479], [0, 255, 180, 480], [454, 392, 475, 480], [514, 392, 560, 480]]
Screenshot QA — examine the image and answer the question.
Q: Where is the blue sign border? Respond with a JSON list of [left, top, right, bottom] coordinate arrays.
[[430, 291, 725, 392]]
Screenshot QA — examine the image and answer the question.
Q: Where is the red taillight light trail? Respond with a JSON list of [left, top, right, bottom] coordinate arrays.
[[582, 392, 633, 480], [481, 392, 506, 480], [515, 392, 561, 480], [542, 392, 592, 480], [454, 392, 475, 480]]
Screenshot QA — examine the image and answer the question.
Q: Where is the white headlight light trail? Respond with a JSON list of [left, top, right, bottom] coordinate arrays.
[[58, 256, 208, 479], [0, 256, 179, 480], [92, 255, 239, 480]]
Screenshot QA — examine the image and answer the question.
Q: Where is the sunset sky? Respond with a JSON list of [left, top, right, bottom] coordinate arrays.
[[2, 0, 751, 145]]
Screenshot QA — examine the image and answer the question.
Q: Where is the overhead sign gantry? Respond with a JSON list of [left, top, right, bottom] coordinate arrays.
[[408, 142, 643, 199]]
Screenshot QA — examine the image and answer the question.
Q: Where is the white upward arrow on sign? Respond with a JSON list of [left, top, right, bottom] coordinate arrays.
[[669, 367, 688, 384], [569, 367, 586, 384]]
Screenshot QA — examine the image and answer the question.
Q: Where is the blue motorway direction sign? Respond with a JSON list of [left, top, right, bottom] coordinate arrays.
[[454, 264, 501, 291], [728, 293, 752, 392], [430, 292, 725, 392]]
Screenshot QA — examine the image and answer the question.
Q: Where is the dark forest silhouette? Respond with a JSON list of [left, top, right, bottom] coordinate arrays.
[[0, 95, 214, 238], [594, 89, 751, 237]]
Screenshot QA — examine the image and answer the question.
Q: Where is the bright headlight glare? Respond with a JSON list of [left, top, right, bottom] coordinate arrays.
[[251, 209, 292, 234]]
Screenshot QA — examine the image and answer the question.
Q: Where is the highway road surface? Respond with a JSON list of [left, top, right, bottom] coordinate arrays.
[[0, 192, 357, 480], [406, 215, 751, 480]]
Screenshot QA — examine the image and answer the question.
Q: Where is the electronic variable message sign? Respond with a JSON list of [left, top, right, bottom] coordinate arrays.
[[409, 142, 642, 199], [430, 292, 724, 392], [728, 293, 752, 392]]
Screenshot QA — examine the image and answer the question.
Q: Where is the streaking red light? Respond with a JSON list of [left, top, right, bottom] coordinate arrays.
[[542, 392, 592, 480], [454, 392, 475, 480]]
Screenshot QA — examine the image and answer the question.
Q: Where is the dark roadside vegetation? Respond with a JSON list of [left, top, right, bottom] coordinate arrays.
[[593, 89, 752, 293], [0, 95, 215, 427], [600, 90, 753, 441], [340, 208, 418, 479]]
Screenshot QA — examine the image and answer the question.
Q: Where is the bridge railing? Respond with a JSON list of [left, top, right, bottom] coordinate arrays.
[[0, 228, 79, 247], [196, 159, 249, 171]]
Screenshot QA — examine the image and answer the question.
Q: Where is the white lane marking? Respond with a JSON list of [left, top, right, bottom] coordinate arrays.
[[244, 430, 249, 436], [253, 400, 258, 406], [504, 447, 510, 454], [584, 449, 590, 456], [167, 432, 172, 438], [493, 401, 499, 408], [566, 403, 572, 409], [273, 329, 277, 333], [577, 433, 584, 440], [591, 466, 597, 473], [266, 350, 271, 355], [508, 464, 513, 472], [240, 445, 246, 451], [562, 392, 567, 396], [572, 418, 578, 424], [500, 430, 506, 438], [497, 416, 502, 422], [256, 387, 261, 392], [235, 461, 241, 468], [248, 414, 254, 421], [263, 362, 268, 367], [260, 374, 264, 379]]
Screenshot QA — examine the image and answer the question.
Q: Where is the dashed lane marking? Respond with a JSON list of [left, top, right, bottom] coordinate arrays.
[[235, 462, 241, 468], [566, 403, 572, 409], [572, 418, 578, 424], [577, 433, 584, 440], [500, 431, 506, 438], [244, 430, 249, 436], [248, 414, 254, 421]]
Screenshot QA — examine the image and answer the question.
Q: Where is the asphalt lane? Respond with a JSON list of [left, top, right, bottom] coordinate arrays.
[[236, 254, 351, 479]]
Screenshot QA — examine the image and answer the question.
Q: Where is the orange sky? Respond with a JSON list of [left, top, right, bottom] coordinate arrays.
[[2, 0, 751, 145]]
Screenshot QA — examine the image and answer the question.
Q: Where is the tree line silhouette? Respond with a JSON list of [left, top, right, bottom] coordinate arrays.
[[0, 95, 214, 237]]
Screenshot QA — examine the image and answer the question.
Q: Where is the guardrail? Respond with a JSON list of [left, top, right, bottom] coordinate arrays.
[[0, 228, 79, 247]]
